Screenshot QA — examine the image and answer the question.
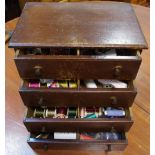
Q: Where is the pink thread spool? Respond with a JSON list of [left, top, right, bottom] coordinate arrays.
[[29, 82, 40, 88]]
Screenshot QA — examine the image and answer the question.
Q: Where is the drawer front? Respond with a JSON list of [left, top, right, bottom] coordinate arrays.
[[28, 138, 127, 151], [19, 88, 137, 107], [15, 56, 141, 80], [24, 118, 133, 133]]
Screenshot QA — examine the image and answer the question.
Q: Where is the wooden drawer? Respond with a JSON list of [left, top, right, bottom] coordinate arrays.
[[24, 107, 133, 133], [14, 49, 141, 80], [28, 132, 128, 151], [19, 81, 137, 107]]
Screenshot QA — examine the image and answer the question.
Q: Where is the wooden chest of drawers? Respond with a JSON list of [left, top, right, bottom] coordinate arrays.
[[9, 1, 147, 151]]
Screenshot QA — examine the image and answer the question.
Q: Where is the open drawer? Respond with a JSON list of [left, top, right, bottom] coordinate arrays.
[[19, 80, 137, 107], [24, 107, 133, 133], [14, 48, 141, 80], [28, 132, 128, 151]]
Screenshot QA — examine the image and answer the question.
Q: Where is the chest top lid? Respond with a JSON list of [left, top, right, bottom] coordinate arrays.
[[9, 2, 147, 49]]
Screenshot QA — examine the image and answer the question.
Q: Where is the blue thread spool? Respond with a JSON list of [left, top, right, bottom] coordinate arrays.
[[104, 109, 125, 117]]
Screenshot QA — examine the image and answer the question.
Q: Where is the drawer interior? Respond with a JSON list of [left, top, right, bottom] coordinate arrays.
[[24, 106, 133, 132], [28, 131, 128, 151], [16, 48, 141, 58], [15, 48, 142, 80], [22, 79, 134, 90], [26, 106, 132, 120], [29, 131, 126, 141], [20, 79, 137, 108]]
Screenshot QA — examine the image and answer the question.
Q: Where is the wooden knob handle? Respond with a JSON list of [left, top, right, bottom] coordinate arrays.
[[110, 96, 117, 104], [113, 66, 122, 77]]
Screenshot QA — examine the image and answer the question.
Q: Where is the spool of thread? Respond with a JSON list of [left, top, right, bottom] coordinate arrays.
[[85, 107, 99, 117], [58, 80, 68, 88], [57, 107, 67, 115], [55, 114, 65, 118], [45, 108, 56, 118], [67, 107, 77, 118], [80, 107, 86, 118], [104, 109, 125, 117], [54, 132, 77, 140], [56, 107, 67, 118], [47, 81, 59, 88], [98, 107, 103, 116], [80, 133, 97, 140], [29, 82, 40, 88], [69, 81, 77, 88], [40, 79, 53, 84], [84, 80, 97, 88], [83, 113, 97, 118], [33, 108, 45, 118], [80, 134, 94, 140]]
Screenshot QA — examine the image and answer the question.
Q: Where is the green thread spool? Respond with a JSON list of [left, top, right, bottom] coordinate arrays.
[[83, 113, 97, 118], [67, 107, 77, 118]]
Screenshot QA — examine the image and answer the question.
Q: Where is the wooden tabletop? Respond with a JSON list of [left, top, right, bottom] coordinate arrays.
[[9, 2, 147, 49], [5, 4, 150, 155]]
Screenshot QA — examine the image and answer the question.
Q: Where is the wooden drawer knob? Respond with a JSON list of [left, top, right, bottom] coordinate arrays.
[[113, 66, 122, 77], [34, 66, 42, 77], [110, 96, 117, 104]]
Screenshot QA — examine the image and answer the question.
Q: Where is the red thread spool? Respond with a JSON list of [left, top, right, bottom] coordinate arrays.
[[57, 107, 67, 115]]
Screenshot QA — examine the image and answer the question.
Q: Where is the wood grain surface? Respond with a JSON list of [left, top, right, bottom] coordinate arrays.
[[18, 0, 150, 10], [5, 4, 150, 155], [9, 2, 147, 49]]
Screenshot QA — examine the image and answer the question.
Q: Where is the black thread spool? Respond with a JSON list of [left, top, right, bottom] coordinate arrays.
[[67, 107, 77, 118]]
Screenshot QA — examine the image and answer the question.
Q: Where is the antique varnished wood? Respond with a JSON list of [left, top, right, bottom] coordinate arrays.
[[28, 134, 128, 151], [15, 52, 142, 80], [8, 1, 148, 152], [19, 81, 137, 107], [24, 118, 133, 133], [9, 2, 147, 49], [6, 5, 150, 154], [24, 107, 133, 133]]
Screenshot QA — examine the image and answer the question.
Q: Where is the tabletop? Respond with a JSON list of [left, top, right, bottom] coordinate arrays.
[[5, 3, 150, 155]]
